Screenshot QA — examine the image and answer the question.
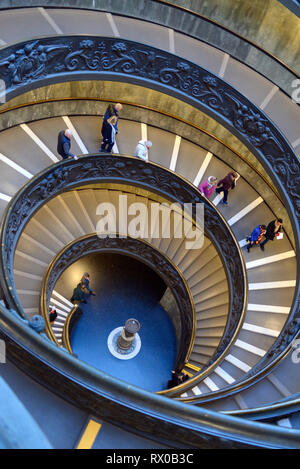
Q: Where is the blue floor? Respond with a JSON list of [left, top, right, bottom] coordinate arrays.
[[70, 254, 177, 392]]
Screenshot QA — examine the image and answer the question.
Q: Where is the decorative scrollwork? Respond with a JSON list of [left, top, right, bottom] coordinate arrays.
[[37, 166, 71, 199], [227, 97, 285, 153]]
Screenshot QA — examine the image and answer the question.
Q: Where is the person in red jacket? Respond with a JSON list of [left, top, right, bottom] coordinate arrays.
[[215, 172, 238, 205]]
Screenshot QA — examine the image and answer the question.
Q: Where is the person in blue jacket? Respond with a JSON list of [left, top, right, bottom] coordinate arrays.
[[246, 224, 267, 252], [100, 103, 122, 152]]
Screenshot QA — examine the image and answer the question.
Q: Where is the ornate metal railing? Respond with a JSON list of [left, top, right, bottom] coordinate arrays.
[[0, 36, 298, 240], [225, 394, 300, 422], [62, 304, 81, 353], [42, 233, 197, 370]]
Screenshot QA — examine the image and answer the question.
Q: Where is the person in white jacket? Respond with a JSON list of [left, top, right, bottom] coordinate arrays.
[[134, 140, 152, 162]]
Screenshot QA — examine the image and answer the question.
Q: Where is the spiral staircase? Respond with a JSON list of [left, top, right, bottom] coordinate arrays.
[[0, 1, 299, 449]]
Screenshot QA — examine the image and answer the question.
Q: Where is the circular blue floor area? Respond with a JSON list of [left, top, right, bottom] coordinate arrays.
[[68, 253, 177, 392]]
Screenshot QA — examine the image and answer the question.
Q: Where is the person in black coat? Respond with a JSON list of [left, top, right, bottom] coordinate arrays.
[[260, 218, 283, 251], [80, 272, 96, 296], [57, 129, 77, 160]]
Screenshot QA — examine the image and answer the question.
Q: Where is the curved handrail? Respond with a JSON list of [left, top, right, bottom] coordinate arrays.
[[1, 301, 300, 448], [41, 232, 197, 370], [0, 96, 284, 205], [178, 324, 300, 404]]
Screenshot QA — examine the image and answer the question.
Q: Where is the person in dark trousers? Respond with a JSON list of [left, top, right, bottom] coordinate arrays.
[[246, 224, 267, 252], [167, 370, 189, 389], [80, 272, 96, 296], [70, 283, 86, 305], [215, 172, 238, 205], [57, 129, 77, 160], [100, 103, 122, 152], [260, 218, 283, 251]]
